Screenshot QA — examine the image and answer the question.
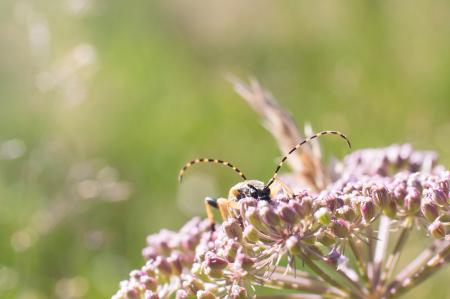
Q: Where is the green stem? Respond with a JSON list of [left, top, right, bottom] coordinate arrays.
[[296, 250, 363, 299], [302, 246, 365, 296], [271, 266, 321, 280], [348, 236, 369, 283], [371, 216, 391, 290], [261, 272, 344, 298], [379, 218, 412, 287], [391, 240, 446, 284], [385, 243, 450, 299]]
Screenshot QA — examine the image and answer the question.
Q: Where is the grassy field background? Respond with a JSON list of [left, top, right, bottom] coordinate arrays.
[[0, 1, 449, 298]]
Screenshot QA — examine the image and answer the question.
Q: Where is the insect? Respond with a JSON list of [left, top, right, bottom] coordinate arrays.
[[178, 130, 351, 225]]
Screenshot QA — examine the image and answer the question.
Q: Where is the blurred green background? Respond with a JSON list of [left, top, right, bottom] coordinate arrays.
[[0, 1, 449, 298]]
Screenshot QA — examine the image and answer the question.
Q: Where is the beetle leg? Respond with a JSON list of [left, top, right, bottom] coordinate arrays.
[[271, 177, 294, 198], [217, 198, 233, 221], [206, 197, 240, 223], [228, 200, 240, 209], [204, 197, 218, 230]]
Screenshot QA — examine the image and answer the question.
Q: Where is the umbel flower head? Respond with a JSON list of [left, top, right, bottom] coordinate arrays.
[[113, 81, 449, 299]]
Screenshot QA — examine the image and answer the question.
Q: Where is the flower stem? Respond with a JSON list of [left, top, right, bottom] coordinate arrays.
[[261, 272, 344, 297], [390, 239, 447, 284], [302, 246, 365, 296], [379, 218, 412, 286], [371, 216, 391, 289], [385, 242, 450, 299], [271, 266, 317, 278], [295, 250, 364, 299], [348, 236, 369, 283]]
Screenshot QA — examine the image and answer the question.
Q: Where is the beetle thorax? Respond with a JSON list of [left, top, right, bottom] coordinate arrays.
[[228, 180, 271, 202]]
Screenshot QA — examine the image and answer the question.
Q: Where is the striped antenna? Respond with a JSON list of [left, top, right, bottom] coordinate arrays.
[[178, 158, 247, 183], [264, 130, 351, 189]]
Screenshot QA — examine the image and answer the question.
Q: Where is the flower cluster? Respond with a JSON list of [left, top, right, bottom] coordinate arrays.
[[112, 218, 212, 299], [113, 145, 449, 299], [337, 143, 439, 177]]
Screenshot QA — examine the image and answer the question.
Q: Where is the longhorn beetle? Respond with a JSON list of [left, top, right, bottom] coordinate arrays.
[[178, 130, 351, 226]]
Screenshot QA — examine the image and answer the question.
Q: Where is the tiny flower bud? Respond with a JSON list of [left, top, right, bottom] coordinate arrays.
[[386, 144, 400, 164], [224, 241, 239, 262], [341, 193, 352, 205], [235, 253, 255, 271], [299, 196, 313, 216], [355, 182, 364, 191], [181, 235, 198, 251], [439, 214, 450, 225], [144, 290, 159, 299], [363, 183, 373, 197], [331, 219, 350, 238], [393, 184, 407, 206], [130, 270, 142, 280], [197, 290, 217, 299], [278, 205, 299, 224], [360, 199, 376, 223], [290, 197, 312, 217], [343, 183, 355, 194], [176, 290, 188, 299], [191, 263, 208, 281], [324, 248, 342, 265], [205, 253, 228, 270], [336, 205, 356, 222], [142, 263, 156, 277], [286, 236, 302, 255], [223, 218, 243, 241], [245, 207, 264, 230], [315, 207, 331, 225], [400, 143, 412, 161], [301, 234, 317, 245], [243, 225, 259, 243], [431, 188, 448, 206], [158, 240, 171, 256], [229, 285, 247, 299], [405, 187, 421, 214], [260, 205, 281, 227], [126, 288, 140, 299], [205, 267, 223, 279], [154, 257, 172, 276], [410, 152, 425, 171], [408, 176, 423, 192], [239, 197, 258, 208], [421, 198, 439, 222], [168, 254, 183, 276], [429, 221, 446, 239], [383, 199, 397, 218], [182, 276, 204, 294], [438, 179, 449, 194], [140, 276, 157, 292], [324, 193, 343, 211], [371, 185, 389, 208], [142, 247, 157, 261], [316, 230, 337, 247]]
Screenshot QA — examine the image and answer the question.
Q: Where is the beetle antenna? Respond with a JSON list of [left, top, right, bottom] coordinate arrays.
[[264, 130, 351, 189], [178, 158, 247, 183]]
